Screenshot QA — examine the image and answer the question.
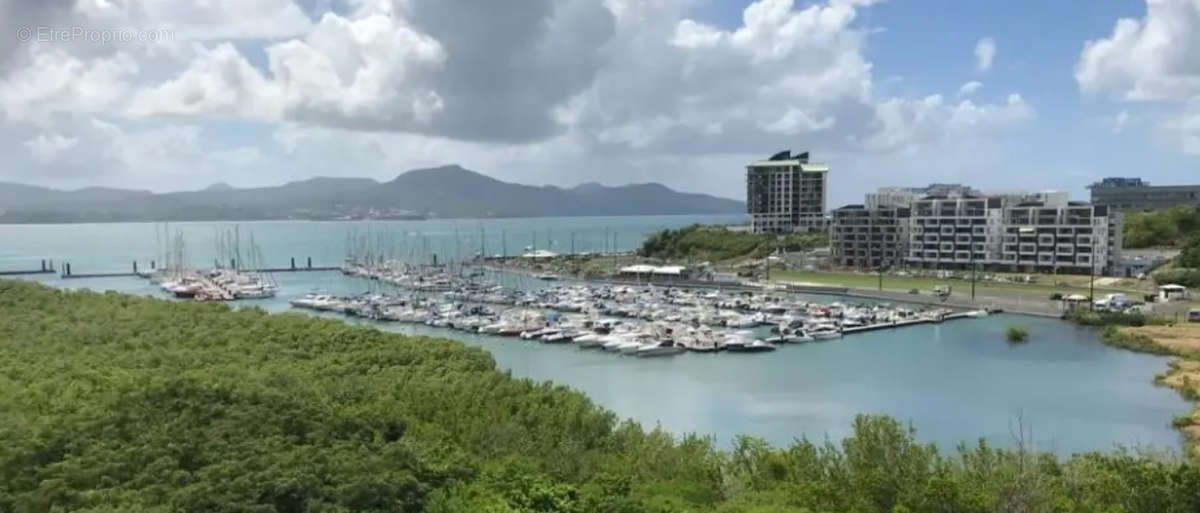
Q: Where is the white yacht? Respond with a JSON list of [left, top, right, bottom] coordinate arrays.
[[636, 340, 685, 357]]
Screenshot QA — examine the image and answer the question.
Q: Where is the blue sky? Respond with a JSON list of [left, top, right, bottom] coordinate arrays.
[[693, 0, 1191, 201], [1, 0, 1197, 206]]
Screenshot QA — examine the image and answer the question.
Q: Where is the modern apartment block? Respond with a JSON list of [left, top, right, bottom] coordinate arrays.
[[905, 195, 1006, 269], [831, 190, 1123, 275], [1088, 177, 1200, 211], [746, 150, 828, 233], [999, 201, 1118, 274], [830, 205, 910, 269]]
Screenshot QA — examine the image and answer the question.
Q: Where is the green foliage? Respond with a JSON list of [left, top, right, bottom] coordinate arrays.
[[778, 234, 826, 253], [1179, 237, 1200, 268], [1068, 309, 1170, 327], [638, 225, 770, 262], [638, 225, 826, 262], [1005, 325, 1030, 343], [1124, 206, 1200, 248], [1153, 267, 1200, 288], [1173, 415, 1195, 429], [3, 280, 1200, 513]]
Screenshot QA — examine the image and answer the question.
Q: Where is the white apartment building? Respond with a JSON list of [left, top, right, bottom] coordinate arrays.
[[905, 196, 1006, 269], [747, 151, 828, 233], [999, 201, 1120, 274], [885, 192, 1122, 275]]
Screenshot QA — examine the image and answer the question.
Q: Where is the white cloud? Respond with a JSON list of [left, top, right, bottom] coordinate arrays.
[[864, 93, 1033, 152], [129, 43, 281, 120], [957, 81, 983, 98], [0, 48, 139, 122], [1113, 109, 1130, 134], [1076, 0, 1200, 159], [1161, 100, 1200, 155], [974, 37, 996, 71], [0, 0, 1036, 198], [23, 133, 79, 163], [1075, 0, 1200, 100]]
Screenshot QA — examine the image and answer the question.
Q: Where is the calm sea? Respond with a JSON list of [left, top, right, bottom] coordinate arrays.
[[1, 215, 1189, 455]]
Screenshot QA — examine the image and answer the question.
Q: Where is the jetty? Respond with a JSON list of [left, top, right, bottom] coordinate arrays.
[[0, 259, 56, 276]]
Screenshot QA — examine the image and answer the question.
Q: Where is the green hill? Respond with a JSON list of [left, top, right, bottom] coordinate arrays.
[[638, 224, 826, 262], [1, 280, 1199, 512]]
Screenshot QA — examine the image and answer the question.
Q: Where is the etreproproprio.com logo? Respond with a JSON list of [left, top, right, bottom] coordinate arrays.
[[15, 25, 174, 45]]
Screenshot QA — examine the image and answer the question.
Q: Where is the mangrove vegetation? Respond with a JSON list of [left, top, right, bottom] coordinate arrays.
[[2, 280, 1200, 512]]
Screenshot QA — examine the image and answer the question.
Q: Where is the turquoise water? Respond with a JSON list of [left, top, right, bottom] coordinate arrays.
[[0, 215, 740, 273], [2, 216, 1190, 455]]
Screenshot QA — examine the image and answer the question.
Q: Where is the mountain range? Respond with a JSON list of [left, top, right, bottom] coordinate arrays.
[[0, 165, 744, 223]]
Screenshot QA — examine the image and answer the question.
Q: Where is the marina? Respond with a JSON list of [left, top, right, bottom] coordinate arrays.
[[0, 216, 1189, 454]]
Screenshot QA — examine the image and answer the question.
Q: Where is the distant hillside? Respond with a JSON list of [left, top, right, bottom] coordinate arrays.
[[0, 166, 744, 222], [0, 182, 153, 211]]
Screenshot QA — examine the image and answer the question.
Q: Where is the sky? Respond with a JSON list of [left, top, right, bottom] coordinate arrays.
[[0, 0, 1196, 206]]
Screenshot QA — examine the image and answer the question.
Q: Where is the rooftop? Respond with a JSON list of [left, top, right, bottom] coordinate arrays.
[[748, 150, 828, 171]]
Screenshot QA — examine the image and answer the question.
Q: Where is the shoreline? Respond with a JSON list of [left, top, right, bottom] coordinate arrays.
[[1104, 324, 1200, 458]]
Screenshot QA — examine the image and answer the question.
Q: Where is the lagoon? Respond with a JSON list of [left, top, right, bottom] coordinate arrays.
[[2, 216, 1189, 455]]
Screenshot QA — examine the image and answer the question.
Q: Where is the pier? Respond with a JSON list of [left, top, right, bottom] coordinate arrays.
[[0, 259, 56, 276], [57, 257, 338, 279], [840, 311, 977, 335]]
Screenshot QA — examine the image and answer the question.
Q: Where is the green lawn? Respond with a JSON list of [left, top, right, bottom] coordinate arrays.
[[771, 270, 1145, 297]]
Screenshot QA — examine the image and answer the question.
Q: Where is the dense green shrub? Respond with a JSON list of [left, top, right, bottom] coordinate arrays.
[[1179, 237, 1200, 268], [1124, 206, 1200, 248], [1153, 267, 1200, 288], [2, 280, 1200, 512], [1005, 325, 1030, 343], [1068, 309, 1169, 327]]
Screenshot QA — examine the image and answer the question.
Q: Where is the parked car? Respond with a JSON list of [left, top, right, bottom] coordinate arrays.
[[1094, 293, 1131, 310]]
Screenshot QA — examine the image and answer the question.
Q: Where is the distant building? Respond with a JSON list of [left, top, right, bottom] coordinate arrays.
[[832, 189, 1124, 276], [999, 200, 1120, 275], [1088, 177, 1200, 211], [865, 184, 981, 209], [906, 195, 1006, 270], [746, 150, 828, 233], [830, 205, 910, 269]]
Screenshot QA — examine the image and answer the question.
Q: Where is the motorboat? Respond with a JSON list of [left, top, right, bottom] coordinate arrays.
[[785, 330, 815, 343], [543, 330, 580, 343], [520, 327, 556, 340], [602, 335, 630, 352], [576, 333, 611, 349], [808, 325, 842, 340], [636, 340, 685, 357], [617, 334, 655, 354], [724, 338, 776, 353]]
